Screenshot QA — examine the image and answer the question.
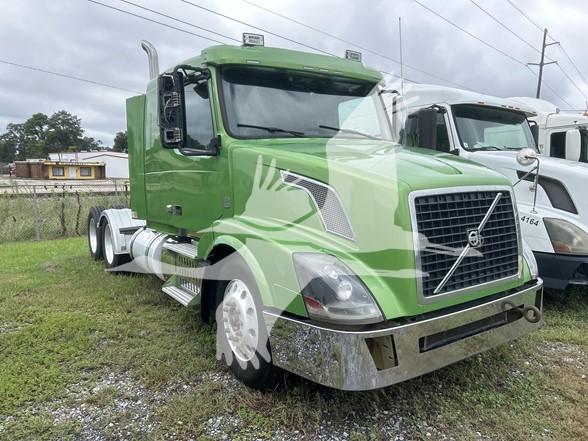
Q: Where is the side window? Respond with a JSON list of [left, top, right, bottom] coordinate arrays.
[[436, 113, 450, 153], [550, 132, 566, 159], [183, 81, 215, 151], [403, 112, 450, 152], [404, 114, 419, 147], [581, 130, 588, 163]]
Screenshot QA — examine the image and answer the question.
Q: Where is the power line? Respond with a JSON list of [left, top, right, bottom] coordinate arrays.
[[241, 0, 474, 90], [88, 0, 408, 83], [525, 66, 574, 108], [0, 59, 141, 94], [118, 0, 240, 44], [87, 0, 230, 45], [505, 0, 544, 33], [467, 0, 545, 57], [504, 0, 588, 99], [557, 44, 588, 90], [178, 0, 419, 83], [556, 63, 588, 102], [411, 0, 527, 67], [180, 0, 339, 57], [413, 0, 581, 109]]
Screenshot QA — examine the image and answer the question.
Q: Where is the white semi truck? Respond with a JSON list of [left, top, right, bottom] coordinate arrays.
[[509, 96, 588, 163], [400, 84, 588, 289]]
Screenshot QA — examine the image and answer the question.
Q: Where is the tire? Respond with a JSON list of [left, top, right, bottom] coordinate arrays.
[[215, 255, 282, 390], [101, 217, 130, 272], [88, 206, 105, 261], [111, 204, 126, 209]]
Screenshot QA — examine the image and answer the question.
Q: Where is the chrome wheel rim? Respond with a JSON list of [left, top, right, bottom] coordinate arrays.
[[222, 279, 259, 363], [104, 223, 114, 264], [89, 218, 98, 252]]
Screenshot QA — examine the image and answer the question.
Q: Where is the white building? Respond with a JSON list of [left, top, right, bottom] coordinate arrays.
[[49, 151, 129, 179]]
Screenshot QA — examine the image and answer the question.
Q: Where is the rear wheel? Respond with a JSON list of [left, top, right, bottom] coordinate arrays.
[[102, 217, 130, 271], [88, 206, 105, 261], [215, 255, 282, 390]]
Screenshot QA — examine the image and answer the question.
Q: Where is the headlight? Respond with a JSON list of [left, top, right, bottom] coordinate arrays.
[[522, 240, 539, 279], [544, 218, 588, 254], [293, 253, 383, 324]]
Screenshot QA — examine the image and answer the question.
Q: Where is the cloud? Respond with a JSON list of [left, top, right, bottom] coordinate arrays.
[[1, 0, 587, 148]]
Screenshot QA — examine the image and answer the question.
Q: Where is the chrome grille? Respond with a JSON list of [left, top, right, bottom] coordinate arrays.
[[413, 189, 519, 298]]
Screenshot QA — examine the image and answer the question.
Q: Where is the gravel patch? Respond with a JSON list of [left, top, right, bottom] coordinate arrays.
[[11, 371, 192, 441]]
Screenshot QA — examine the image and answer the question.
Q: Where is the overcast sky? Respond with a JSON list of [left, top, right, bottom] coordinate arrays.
[[1, 0, 587, 147]]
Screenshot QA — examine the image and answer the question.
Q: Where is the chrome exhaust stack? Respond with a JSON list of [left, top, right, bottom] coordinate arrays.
[[141, 40, 159, 80]]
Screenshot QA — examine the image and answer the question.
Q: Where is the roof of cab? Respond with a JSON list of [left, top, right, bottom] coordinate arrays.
[[403, 84, 538, 117], [179, 44, 383, 83]]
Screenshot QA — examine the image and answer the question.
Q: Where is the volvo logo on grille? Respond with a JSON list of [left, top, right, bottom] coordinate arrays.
[[467, 228, 484, 248]]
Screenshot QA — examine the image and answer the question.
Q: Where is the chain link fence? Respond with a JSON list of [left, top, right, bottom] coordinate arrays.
[[0, 178, 129, 245]]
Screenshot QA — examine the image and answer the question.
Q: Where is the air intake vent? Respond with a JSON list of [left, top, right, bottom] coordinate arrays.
[[280, 171, 355, 242], [411, 187, 520, 302]]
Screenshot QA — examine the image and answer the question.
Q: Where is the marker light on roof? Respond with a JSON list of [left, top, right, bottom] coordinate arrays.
[[242, 33, 264, 46], [345, 50, 362, 62]]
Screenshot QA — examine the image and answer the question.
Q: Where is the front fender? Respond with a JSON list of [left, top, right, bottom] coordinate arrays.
[[200, 220, 308, 317]]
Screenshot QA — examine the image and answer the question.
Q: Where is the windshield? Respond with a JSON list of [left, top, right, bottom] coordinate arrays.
[[219, 65, 391, 140], [452, 104, 537, 152]]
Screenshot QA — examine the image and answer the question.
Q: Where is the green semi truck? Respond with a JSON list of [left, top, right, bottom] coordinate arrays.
[[88, 34, 543, 391]]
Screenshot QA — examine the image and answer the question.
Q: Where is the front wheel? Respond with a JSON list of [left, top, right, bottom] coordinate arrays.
[[215, 255, 282, 390]]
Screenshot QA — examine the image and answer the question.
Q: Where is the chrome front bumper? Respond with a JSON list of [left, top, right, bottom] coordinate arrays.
[[264, 281, 543, 391]]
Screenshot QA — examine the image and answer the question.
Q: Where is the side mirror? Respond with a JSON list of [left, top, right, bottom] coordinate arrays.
[[416, 108, 438, 150], [158, 72, 186, 149], [565, 129, 581, 162], [516, 148, 538, 166]]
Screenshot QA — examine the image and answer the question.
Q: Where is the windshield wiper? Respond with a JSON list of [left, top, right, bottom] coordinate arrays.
[[318, 124, 379, 140], [237, 123, 305, 137], [473, 145, 501, 151]]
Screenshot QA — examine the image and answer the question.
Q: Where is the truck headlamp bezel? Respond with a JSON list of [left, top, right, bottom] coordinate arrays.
[[544, 218, 588, 255], [293, 253, 383, 325]]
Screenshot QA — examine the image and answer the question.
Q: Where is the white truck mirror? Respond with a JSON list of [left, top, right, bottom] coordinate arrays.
[[565, 129, 581, 162], [516, 148, 538, 166]]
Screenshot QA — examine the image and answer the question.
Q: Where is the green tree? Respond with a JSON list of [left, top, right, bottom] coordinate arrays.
[[112, 131, 127, 152], [45, 110, 84, 152], [78, 136, 102, 150], [0, 110, 101, 159], [0, 132, 17, 162]]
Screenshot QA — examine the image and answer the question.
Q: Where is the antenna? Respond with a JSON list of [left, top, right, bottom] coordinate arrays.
[[399, 17, 404, 95]]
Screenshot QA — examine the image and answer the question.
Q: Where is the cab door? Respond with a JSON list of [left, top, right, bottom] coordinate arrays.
[[145, 74, 225, 235]]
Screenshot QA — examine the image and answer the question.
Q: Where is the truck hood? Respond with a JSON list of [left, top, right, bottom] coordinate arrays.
[[465, 150, 588, 220], [232, 139, 508, 192]]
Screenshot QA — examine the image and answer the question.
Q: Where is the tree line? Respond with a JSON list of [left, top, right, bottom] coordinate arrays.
[[0, 111, 127, 163]]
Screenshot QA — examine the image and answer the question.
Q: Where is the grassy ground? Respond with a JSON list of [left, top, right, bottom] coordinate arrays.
[[0, 237, 586, 440]]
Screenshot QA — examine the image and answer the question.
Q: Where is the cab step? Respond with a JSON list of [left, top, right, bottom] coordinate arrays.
[[162, 274, 201, 306], [163, 241, 198, 259]]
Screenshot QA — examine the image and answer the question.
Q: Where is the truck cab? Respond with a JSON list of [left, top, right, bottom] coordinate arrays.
[[402, 84, 588, 289], [509, 96, 588, 164], [88, 37, 543, 391]]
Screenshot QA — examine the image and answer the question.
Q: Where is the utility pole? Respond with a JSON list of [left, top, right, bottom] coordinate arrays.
[[528, 28, 558, 98]]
